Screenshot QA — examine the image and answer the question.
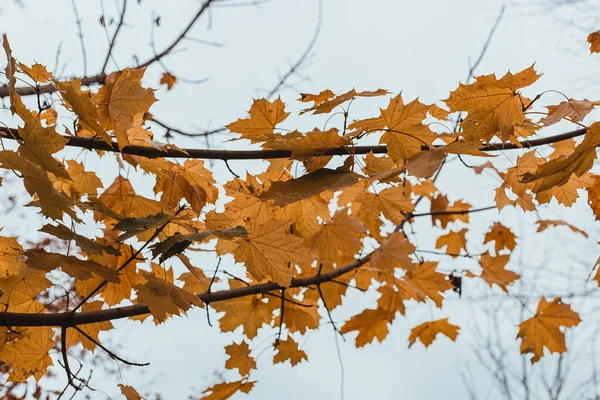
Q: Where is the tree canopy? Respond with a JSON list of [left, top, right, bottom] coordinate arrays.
[[1, 7, 600, 400]]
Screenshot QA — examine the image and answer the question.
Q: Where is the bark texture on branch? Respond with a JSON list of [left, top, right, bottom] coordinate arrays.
[[0, 127, 587, 160]]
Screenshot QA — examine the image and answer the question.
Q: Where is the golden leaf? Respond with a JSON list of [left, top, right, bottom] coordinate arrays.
[[226, 97, 289, 142], [0, 327, 55, 382], [160, 71, 177, 90], [310, 210, 366, 268], [18, 62, 52, 83], [435, 228, 468, 256], [233, 219, 311, 286], [96, 68, 157, 149], [201, 380, 255, 400], [408, 318, 460, 348], [445, 64, 540, 143], [135, 271, 203, 323], [483, 222, 517, 255], [588, 30, 600, 53], [479, 252, 519, 292], [56, 79, 112, 144], [273, 337, 307, 366], [517, 297, 581, 363], [224, 341, 256, 375]]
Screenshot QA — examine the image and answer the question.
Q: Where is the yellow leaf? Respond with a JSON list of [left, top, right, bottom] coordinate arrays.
[[588, 30, 600, 53], [233, 219, 311, 286], [408, 318, 460, 348], [18, 62, 52, 83], [430, 195, 471, 228], [300, 88, 387, 115], [96, 68, 157, 149], [369, 232, 415, 272], [0, 266, 51, 313], [310, 210, 366, 268], [212, 281, 274, 338], [56, 79, 112, 144], [226, 97, 289, 142], [66, 301, 114, 351], [445, 64, 540, 143], [483, 222, 517, 255], [0, 327, 55, 382], [119, 384, 144, 400], [379, 94, 440, 163], [479, 252, 519, 292], [521, 122, 600, 192], [201, 380, 255, 400], [541, 98, 600, 126], [0, 236, 26, 277], [135, 271, 203, 323], [224, 341, 256, 375], [435, 228, 468, 256], [98, 176, 165, 219], [160, 72, 177, 90], [517, 297, 581, 363], [536, 219, 588, 238], [273, 337, 307, 366], [12, 94, 69, 180], [356, 186, 414, 224]]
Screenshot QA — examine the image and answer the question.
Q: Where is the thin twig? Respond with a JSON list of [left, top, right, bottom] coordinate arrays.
[[70, 0, 88, 76], [100, 0, 128, 74]]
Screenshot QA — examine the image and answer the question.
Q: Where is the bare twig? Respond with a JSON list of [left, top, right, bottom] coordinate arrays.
[[100, 0, 128, 74]]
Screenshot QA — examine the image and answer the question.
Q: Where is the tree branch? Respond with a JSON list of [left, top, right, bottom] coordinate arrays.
[[0, 126, 587, 160]]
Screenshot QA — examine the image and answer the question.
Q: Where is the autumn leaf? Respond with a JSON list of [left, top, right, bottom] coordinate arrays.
[[517, 297, 581, 363], [479, 252, 519, 292], [160, 72, 177, 90], [0, 236, 26, 277], [66, 301, 114, 351], [356, 185, 415, 224], [233, 219, 310, 286], [260, 168, 362, 206], [368, 232, 415, 272], [541, 98, 600, 126], [588, 29, 600, 53], [444, 64, 540, 143], [212, 280, 274, 338], [25, 249, 120, 282], [56, 79, 111, 144], [273, 337, 308, 366], [408, 318, 460, 348], [39, 223, 120, 256], [299, 88, 388, 115], [521, 122, 600, 191], [201, 379, 255, 400], [0, 266, 51, 313], [430, 194, 471, 228], [119, 384, 144, 400], [134, 271, 203, 323], [96, 68, 157, 149], [18, 62, 52, 83], [340, 285, 404, 347], [226, 97, 289, 142], [483, 222, 517, 255], [0, 327, 55, 382], [435, 228, 468, 256], [310, 210, 366, 268], [536, 219, 588, 238], [225, 341, 256, 375], [378, 94, 440, 163]]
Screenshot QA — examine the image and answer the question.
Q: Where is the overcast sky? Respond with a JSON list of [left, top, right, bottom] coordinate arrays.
[[2, 0, 600, 399]]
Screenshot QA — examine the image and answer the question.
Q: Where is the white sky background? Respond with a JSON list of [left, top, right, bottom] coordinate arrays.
[[2, 0, 600, 399]]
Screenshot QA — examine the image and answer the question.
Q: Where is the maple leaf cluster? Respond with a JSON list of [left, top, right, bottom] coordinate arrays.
[[0, 30, 598, 399]]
